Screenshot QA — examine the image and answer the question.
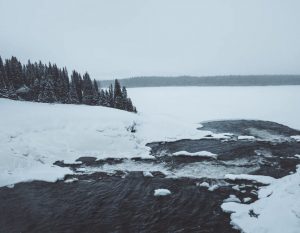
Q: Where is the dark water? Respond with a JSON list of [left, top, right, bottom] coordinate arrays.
[[0, 120, 300, 233], [0, 173, 241, 233]]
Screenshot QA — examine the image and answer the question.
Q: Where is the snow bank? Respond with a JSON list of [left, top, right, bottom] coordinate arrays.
[[291, 135, 300, 141], [223, 195, 241, 203], [143, 171, 154, 177], [225, 174, 275, 185], [154, 189, 171, 196], [172, 150, 217, 158], [222, 167, 300, 233], [0, 98, 208, 187], [238, 136, 255, 140]]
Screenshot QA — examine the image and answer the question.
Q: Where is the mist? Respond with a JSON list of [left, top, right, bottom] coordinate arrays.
[[1, 0, 300, 80]]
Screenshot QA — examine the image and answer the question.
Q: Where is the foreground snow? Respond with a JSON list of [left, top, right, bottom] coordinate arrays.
[[222, 166, 300, 233], [0, 98, 210, 187]]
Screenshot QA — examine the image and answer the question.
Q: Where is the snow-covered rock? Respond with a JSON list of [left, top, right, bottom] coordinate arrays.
[[172, 150, 217, 158], [223, 195, 241, 203], [208, 184, 219, 191], [143, 171, 154, 177], [154, 189, 171, 196], [197, 181, 210, 188], [238, 135, 255, 140], [243, 197, 252, 203], [290, 135, 300, 141], [64, 178, 79, 183], [225, 174, 275, 185], [294, 154, 300, 159]]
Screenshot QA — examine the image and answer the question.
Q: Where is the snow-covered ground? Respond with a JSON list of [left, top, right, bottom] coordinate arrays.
[[222, 166, 300, 233], [128, 86, 300, 130], [1, 86, 300, 233], [0, 98, 214, 187]]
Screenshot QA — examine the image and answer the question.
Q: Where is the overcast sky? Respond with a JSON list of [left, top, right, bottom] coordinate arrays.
[[1, 0, 300, 80]]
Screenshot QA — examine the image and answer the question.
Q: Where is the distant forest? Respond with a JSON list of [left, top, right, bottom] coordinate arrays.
[[0, 56, 137, 113], [99, 75, 300, 88]]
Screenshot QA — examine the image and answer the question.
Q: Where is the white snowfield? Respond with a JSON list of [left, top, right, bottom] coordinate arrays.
[[222, 166, 300, 233]]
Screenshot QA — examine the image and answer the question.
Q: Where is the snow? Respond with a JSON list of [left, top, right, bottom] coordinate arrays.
[[197, 182, 210, 188], [64, 177, 79, 183], [154, 189, 171, 196], [143, 171, 154, 177], [238, 136, 255, 140], [172, 150, 217, 158], [223, 195, 241, 203], [0, 98, 209, 187], [128, 86, 300, 130], [208, 184, 219, 191], [1, 86, 300, 187], [291, 135, 300, 141], [243, 197, 252, 203], [225, 174, 275, 185], [294, 154, 300, 159], [222, 167, 300, 233]]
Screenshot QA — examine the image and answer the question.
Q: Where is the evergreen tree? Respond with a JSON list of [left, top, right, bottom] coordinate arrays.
[[38, 75, 57, 103], [0, 56, 6, 89], [0, 54, 137, 112], [5, 56, 24, 89], [32, 77, 41, 100], [92, 79, 100, 105], [69, 78, 79, 104], [99, 89, 107, 106], [121, 86, 129, 110], [71, 71, 83, 103], [107, 84, 114, 107], [114, 79, 123, 109], [82, 72, 94, 105]]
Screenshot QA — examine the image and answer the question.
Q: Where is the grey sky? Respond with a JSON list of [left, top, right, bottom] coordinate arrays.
[[1, 0, 300, 80]]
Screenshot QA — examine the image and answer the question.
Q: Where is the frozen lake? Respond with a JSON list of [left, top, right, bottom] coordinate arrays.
[[129, 86, 300, 130]]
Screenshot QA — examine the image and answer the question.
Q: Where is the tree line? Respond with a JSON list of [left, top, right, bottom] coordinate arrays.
[[0, 56, 137, 113]]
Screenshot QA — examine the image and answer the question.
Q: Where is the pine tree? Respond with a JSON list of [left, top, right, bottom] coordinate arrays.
[[121, 86, 129, 110], [6, 57, 24, 89], [38, 75, 57, 103], [99, 89, 107, 106], [71, 71, 83, 103], [107, 84, 114, 107], [0, 56, 6, 89], [82, 72, 94, 105], [32, 77, 40, 100], [0, 54, 137, 112], [69, 78, 79, 104], [114, 79, 123, 109]]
